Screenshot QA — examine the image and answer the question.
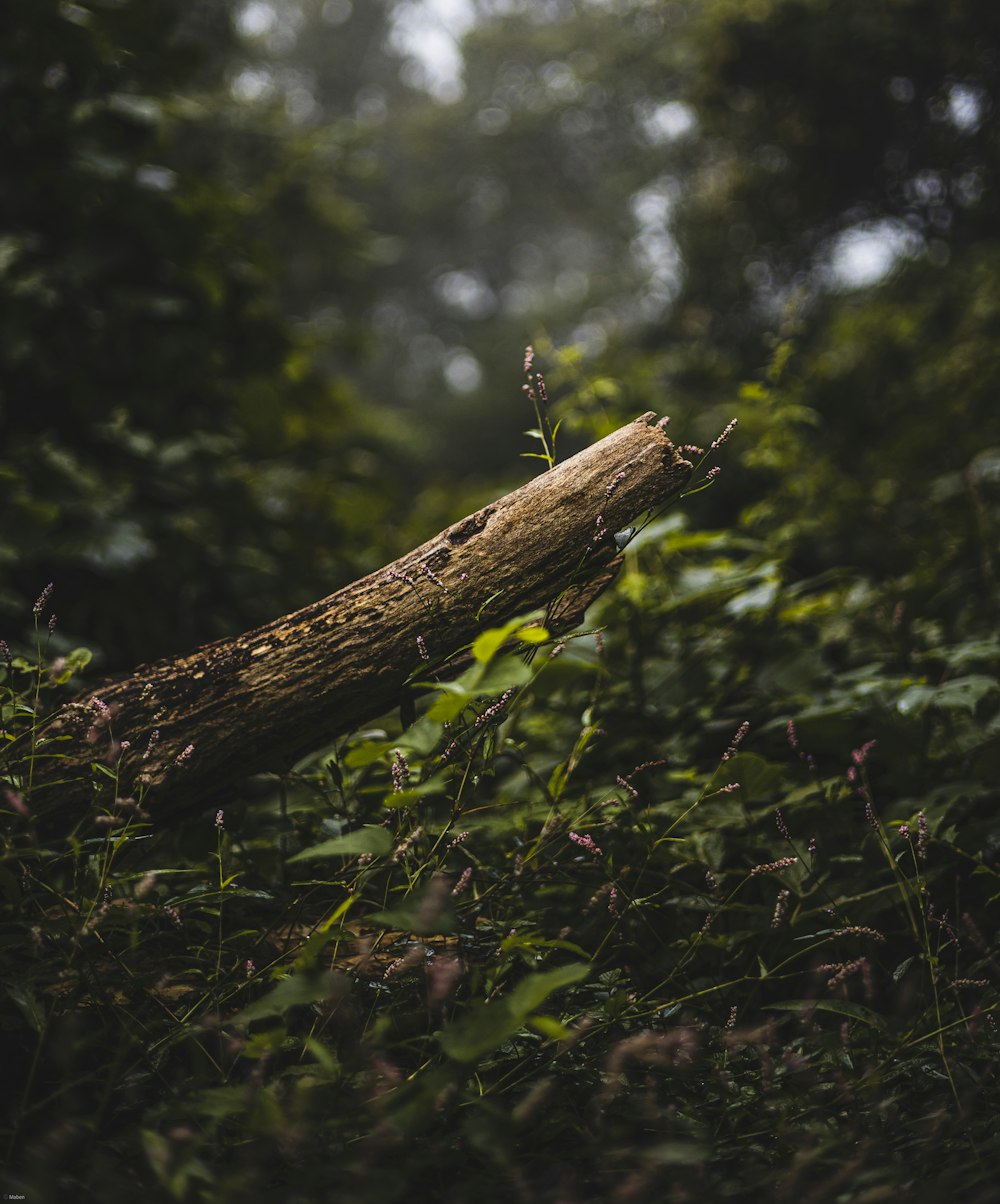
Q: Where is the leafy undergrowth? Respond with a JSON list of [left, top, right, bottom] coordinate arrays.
[[2, 536, 1000, 1203]]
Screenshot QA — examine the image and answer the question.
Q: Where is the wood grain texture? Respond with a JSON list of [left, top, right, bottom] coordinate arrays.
[[34, 414, 690, 817]]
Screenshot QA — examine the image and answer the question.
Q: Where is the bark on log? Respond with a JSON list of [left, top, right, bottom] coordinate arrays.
[[35, 414, 690, 818]]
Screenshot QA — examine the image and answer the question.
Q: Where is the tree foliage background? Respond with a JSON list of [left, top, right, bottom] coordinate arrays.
[[5, 0, 999, 664], [3, 1, 1000, 1200]]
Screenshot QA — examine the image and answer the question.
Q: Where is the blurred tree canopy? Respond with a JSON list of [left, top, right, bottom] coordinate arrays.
[[667, 0, 1000, 606], [0, 0, 404, 668], [2, 0, 999, 670]]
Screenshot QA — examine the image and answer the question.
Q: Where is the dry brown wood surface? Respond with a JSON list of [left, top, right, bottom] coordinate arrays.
[[33, 414, 691, 819]]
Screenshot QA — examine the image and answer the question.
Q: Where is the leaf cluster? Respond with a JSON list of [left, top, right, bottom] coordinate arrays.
[[2, 540, 999, 1201]]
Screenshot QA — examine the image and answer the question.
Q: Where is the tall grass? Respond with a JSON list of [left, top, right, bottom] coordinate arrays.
[[2, 554, 998, 1202]]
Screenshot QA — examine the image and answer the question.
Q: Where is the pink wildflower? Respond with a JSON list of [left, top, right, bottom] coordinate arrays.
[[569, 831, 602, 858]]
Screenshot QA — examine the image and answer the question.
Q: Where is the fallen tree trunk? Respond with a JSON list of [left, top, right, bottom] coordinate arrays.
[[34, 414, 690, 817]]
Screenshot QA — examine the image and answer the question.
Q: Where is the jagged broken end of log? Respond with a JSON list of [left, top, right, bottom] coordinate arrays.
[[32, 414, 692, 821]]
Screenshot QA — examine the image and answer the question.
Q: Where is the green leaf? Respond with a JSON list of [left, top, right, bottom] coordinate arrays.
[[710, 753, 782, 801], [470, 618, 548, 664], [367, 889, 458, 936], [343, 739, 392, 768], [527, 1014, 573, 1040], [393, 711, 449, 756], [473, 659, 533, 695], [293, 896, 358, 972], [287, 826, 392, 863], [472, 621, 522, 664], [893, 957, 915, 983], [107, 93, 163, 124], [438, 963, 589, 1063], [515, 624, 549, 645], [4, 982, 45, 1032], [724, 573, 780, 617], [382, 782, 444, 809], [230, 970, 346, 1024], [548, 762, 568, 802], [65, 646, 93, 672], [767, 999, 885, 1030], [424, 688, 473, 724], [897, 674, 999, 717], [52, 646, 93, 683], [419, 654, 532, 728]]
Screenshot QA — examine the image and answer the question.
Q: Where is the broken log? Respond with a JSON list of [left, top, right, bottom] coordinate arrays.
[[34, 414, 691, 817]]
